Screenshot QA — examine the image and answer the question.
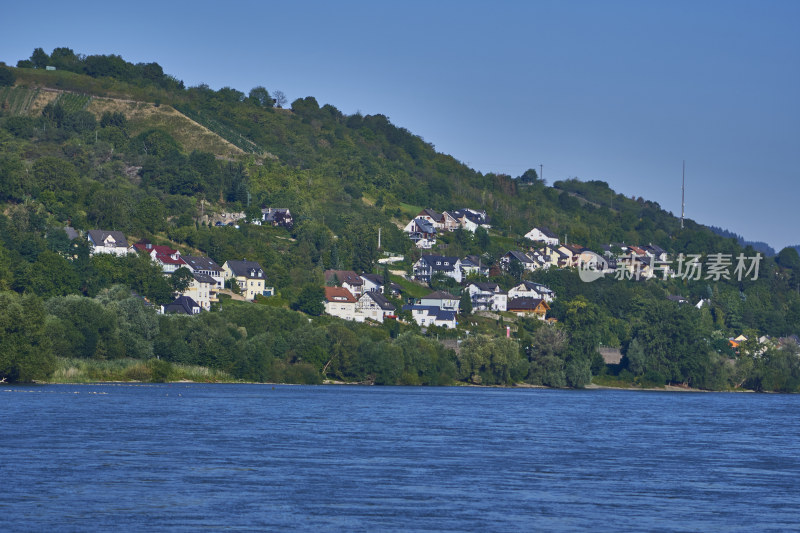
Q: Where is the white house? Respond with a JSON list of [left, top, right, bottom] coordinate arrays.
[[355, 291, 396, 323], [87, 230, 130, 257], [524, 227, 559, 246], [324, 286, 359, 321], [501, 251, 540, 273], [402, 305, 457, 329], [465, 282, 508, 311], [413, 255, 463, 284], [508, 281, 555, 302], [420, 290, 459, 311], [324, 270, 364, 297], [181, 272, 216, 311], [180, 256, 225, 289]]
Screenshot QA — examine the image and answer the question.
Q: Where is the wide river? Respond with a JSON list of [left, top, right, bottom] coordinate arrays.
[[2, 384, 798, 532]]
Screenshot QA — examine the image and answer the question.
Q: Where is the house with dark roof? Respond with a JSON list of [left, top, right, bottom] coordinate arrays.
[[87, 230, 130, 257], [356, 291, 396, 323], [420, 290, 459, 311], [180, 272, 217, 310], [500, 250, 541, 273], [404, 217, 437, 249], [412, 255, 463, 283], [507, 281, 555, 302], [465, 282, 508, 311], [325, 270, 364, 297], [163, 295, 201, 315], [507, 297, 550, 319], [180, 256, 225, 289], [261, 208, 293, 228], [524, 226, 559, 246], [460, 255, 490, 278], [402, 304, 457, 329], [359, 273, 402, 296], [223, 260, 272, 300], [64, 226, 80, 240]]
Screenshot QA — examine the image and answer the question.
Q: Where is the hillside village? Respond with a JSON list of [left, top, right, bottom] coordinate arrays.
[[2, 50, 799, 391], [77, 201, 730, 339]]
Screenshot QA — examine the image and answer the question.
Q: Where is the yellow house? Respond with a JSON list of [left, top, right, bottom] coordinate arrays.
[[222, 260, 270, 301]]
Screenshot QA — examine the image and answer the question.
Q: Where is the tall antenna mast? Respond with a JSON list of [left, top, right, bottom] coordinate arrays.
[[681, 160, 685, 230]]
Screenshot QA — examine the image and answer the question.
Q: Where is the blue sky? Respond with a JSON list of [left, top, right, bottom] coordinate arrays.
[[3, 1, 799, 249]]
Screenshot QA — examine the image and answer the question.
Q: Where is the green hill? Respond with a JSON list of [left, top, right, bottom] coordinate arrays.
[[1, 48, 799, 391]]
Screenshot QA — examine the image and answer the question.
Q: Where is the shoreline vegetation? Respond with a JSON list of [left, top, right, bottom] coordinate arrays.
[[19, 357, 764, 393]]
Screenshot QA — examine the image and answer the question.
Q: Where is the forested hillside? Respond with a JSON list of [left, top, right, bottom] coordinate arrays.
[[1, 48, 799, 391]]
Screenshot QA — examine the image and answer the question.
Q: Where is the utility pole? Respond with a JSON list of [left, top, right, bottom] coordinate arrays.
[[540, 164, 543, 183], [681, 160, 685, 230], [378, 227, 382, 250]]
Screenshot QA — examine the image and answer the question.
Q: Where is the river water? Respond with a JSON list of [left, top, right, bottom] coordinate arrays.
[[2, 384, 798, 532]]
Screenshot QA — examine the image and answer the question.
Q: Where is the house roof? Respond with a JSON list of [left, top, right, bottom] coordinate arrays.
[[412, 218, 437, 233], [133, 242, 178, 256], [644, 244, 667, 255], [419, 255, 459, 272], [88, 229, 128, 248], [181, 256, 222, 272], [64, 226, 80, 240], [325, 286, 357, 303], [517, 281, 554, 294], [360, 291, 396, 311], [325, 270, 363, 286], [469, 282, 502, 292], [156, 253, 183, 266], [192, 273, 217, 285], [529, 226, 558, 239], [505, 250, 535, 263], [164, 295, 200, 315], [419, 208, 443, 222], [507, 297, 549, 312], [360, 273, 384, 286], [262, 208, 292, 223], [461, 255, 486, 268], [226, 260, 265, 279], [402, 305, 457, 321], [423, 290, 458, 300]]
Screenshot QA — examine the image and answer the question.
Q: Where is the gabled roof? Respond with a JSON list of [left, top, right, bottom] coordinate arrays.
[[505, 250, 535, 263], [507, 297, 549, 311], [226, 260, 265, 279], [164, 295, 200, 315], [402, 305, 457, 321], [325, 270, 363, 286], [518, 281, 554, 294], [88, 230, 128, 248], [627, 245, 648, 255], [360, 291, 395, 311], [419, 255, 460, 272], [643, 244, 667, 255], [469, 282, 502, 292], [64, 226, 80, 240], [325, 286, 357, 303], [192, 272, 217, 285], [360, 273, 384, 286], [460, 255, 485, 268], [181, 256, 223, 272], [156, 253, 183, 266], [419, 208, 443, 222], [423, 290, 458, 300], [530, 226, 558, 239], [412, 218, 437, 233]]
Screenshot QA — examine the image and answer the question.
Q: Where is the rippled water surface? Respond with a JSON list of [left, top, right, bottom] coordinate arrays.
[[2, 384, 799, 531]]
